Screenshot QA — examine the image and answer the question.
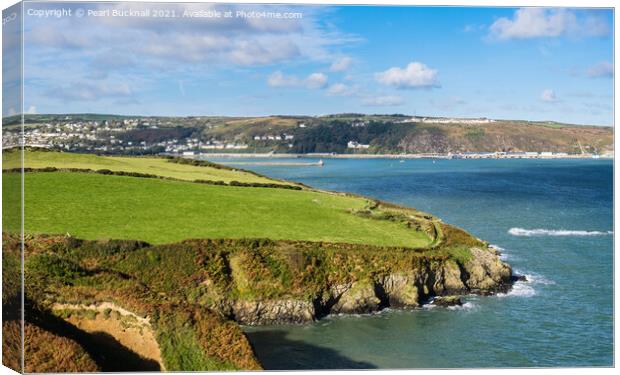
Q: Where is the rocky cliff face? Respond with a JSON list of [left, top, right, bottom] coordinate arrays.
[[464, 247, 513, 292], [227, 244, 513, 325], [232, 300, 315, 325], [11, 227, 515, 372]]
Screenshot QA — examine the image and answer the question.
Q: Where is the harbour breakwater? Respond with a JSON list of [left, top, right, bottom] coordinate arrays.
[[218, 160, 324, 167]]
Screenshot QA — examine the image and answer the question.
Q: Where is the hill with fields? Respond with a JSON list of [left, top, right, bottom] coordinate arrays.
[[2, 150, 515, 372], [199, 115, 614, 155], [3, 113, 613, 156]]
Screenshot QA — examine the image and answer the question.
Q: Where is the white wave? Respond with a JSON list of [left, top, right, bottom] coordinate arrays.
[[499, 253, 513, 261], [508, 228, 613, 237], [497, 282, 536, 298], [489, 244, 517, 261], [516, 271, 555, 286], [497, 271, 554, 298], [489, 244, 505, 251], [447, 302, 477, 311]]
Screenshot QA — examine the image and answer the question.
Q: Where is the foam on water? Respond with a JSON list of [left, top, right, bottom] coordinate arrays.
[[447, 302, 477, 311], [497, 281, 536, 298], [508, 228, 613, 237], [490, 244, 517, 261], [497, 271, 555, 298], [521, 271, 556, 286]]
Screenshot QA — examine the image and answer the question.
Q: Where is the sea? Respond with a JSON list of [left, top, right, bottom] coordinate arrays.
[[204, 157, 614, 369]]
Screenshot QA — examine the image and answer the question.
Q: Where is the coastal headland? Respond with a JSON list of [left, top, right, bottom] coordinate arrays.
[[3, 149, 516, 372]]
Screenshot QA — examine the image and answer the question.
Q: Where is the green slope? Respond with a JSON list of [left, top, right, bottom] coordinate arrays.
[[3, 172, 431, 247], [2, 150, 287, 185]]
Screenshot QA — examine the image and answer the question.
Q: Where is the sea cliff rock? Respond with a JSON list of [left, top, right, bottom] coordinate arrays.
[[225, 244, 513, 325], [232, 300, 315, 325], [330, 281, 382, 314], [432, 296, 463, 307], [379, 273, 420, 308], [464, 247, 512, 293], [11, 230, 516, 372], [439, 260, 468, 293]]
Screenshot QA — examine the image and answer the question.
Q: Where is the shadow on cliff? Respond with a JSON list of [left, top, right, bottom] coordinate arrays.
[[26, 305, 161, 371], [245, 329, 377, 370]]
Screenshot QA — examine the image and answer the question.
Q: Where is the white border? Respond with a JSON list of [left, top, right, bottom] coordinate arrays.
[[0, 1, 616, 375]]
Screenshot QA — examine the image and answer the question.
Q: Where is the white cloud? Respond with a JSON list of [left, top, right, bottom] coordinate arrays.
[[50, 82, 133, 102], [326, 83, 365, 97], [330, 56, 353, 72], [540, 89, 557, 102], [25, 3, 357, 80], [306, 73, 328, 89], [22, 2, 368, 114], [362, 95, 404, 107], [267, 71, 328, 89], [489, 8, 609, 40], [375, 62, 439, 89], [229, 39, 301, 66], [267, 71, 301, 87], [327, 83, 351, 96], [587, 61, 613, 78], [27, 24, 94, 49]]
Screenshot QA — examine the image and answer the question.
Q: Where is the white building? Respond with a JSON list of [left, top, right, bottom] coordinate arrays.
[[347, 141, 370, 149]]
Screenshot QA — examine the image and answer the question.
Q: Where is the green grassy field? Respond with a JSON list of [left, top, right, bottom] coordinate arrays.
[[2, 150, 285, 185], [3, 172, 431, 247], [2, 150, 503, 372]]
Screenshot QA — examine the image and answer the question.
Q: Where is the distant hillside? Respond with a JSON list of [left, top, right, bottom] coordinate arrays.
[[4, 114, 613, 155], [203, 115, 613, 154]]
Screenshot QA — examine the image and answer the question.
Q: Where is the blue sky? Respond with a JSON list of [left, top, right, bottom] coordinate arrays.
[[11, 2, 614, 125]]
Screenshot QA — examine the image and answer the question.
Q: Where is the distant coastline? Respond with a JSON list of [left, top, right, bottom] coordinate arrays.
[[189, 151, 613, 160], [4, 113, 612, 158]]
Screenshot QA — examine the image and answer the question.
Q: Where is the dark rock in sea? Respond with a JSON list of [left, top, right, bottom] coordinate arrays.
[[432, 296, 463, 307], [512, 275, 528, 282]]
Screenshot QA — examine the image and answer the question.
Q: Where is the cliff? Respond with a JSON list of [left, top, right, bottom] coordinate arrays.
[[4, 224, 513, 371], [183, 236, 513, 325]]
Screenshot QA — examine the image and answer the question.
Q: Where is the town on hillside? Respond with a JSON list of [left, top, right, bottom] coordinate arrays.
[[1, 114, 614, 159]]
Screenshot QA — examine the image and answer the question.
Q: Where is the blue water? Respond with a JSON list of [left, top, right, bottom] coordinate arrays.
[[209, 157, 614, 369]]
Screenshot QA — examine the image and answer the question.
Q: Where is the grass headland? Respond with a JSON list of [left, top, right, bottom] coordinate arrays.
[[2, 149, 512, 372]]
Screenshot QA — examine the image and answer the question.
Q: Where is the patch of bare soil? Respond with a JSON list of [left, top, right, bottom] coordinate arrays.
[[52, 302, 165, 371]]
